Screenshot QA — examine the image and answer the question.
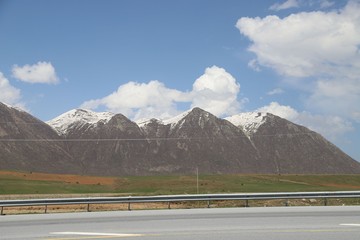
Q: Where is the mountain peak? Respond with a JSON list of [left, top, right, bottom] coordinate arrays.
[[225, 112, 268, 136], [162, 109, 192, 126], [47, 108, 114, 135], [136, 118, 164, 128], [0, 102, 26, 113]]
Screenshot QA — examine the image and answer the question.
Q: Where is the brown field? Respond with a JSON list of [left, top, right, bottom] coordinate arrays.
[[0, 170, 116, 185]]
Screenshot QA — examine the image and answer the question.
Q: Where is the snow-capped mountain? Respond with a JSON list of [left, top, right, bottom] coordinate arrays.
[[1, 102, 26, 113], [233, 113, 360, 174], [135, 109, 192, 129], [2, 103, 360, 175], [225, 112, 268, 137], [47, 109, 114, 135], [162, 109, 192, 129]]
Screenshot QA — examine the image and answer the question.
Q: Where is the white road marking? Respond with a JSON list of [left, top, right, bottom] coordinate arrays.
[[50, 232, 143, 237], [340, 224, 360, 227]]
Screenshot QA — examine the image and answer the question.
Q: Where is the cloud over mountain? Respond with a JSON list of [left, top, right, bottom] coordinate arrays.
[[237, 0, 360, 121], [81, 66, 243, 120], [258, 102, 353, 140], [0, 72, 23, 107], [190, 66, 241, 116], [81, 80, 189, 120]]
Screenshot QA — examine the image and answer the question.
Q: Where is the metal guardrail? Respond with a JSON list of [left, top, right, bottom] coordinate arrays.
[[1, 191, 360, 214]]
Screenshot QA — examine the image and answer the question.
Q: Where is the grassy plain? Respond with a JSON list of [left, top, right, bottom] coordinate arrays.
[[1, 170, 360, 196]]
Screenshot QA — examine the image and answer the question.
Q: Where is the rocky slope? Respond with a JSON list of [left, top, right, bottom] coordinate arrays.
[[138, 108, 261, 174], [226, 112, 360, 174], [51, 109, 148, 175], [0, 103, 80, 174]]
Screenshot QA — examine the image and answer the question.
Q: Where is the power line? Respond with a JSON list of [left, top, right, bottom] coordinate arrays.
[[0, 132, 318, 142]]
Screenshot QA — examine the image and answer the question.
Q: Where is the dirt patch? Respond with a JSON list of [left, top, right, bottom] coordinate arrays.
[[0, 171, 116, 185], [320, 183, 360, 190]]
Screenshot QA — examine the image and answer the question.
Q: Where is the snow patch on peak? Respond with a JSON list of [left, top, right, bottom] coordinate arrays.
[[47, 109, 114, 135], [1, 102, 13, 108], [225, 112, 268, 136], [136, 118, 164, 128], [163, 109, 192, 128], [1, 102, 26, 113], [136, 109, 194, 129]]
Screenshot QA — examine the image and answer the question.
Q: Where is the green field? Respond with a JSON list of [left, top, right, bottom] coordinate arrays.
[[1, 172, 360, 196]]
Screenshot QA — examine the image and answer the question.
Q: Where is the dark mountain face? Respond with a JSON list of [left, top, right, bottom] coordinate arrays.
[[0, 103, 80, 174], [248, 113, 360, 174], [61, 108, 260, 175], [1, 103, 359, 175], [139, 108, 261, 174], [63, 113, 149, 176]]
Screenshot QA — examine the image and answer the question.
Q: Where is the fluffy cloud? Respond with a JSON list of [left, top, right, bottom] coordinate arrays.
[[191, 66, 241, 116], [81, 66, 243, 120], [0, 72, 23, 107], [81, 80, 190, 120], [12, 61, 59, 84], [258, 102, 353, 140], [257, 102, 299, 120], [307, 78, 360, 120], [269, 0, 300, 11], [236, 1, 360, 121], [237, 1, 360, 78]]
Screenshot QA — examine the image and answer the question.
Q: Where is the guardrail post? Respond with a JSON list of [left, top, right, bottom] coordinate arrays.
[[45, 205, 48, 214], [168, 202, 171, 209], [245, 199, 249, 208], [324, 198, 328, 206], [128, 202, 131, 211], [87, 204, 90, 212], [207, 200, 210, 208], [1, 206, 3, 215]]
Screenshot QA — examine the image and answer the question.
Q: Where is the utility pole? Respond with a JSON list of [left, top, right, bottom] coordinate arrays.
[[196, 167, 199, 194]]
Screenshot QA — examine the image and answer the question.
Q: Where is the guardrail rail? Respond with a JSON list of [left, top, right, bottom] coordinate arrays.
[[1, 191, 360, 215]]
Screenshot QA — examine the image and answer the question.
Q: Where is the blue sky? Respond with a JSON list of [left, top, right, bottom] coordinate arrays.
[[1, 0, 359, 161]]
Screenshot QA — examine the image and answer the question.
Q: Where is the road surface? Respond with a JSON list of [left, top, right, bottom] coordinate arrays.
[[1, 206, 360, 239]]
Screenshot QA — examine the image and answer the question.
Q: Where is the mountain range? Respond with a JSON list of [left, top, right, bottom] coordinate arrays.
[[1, 102, 360, 176]]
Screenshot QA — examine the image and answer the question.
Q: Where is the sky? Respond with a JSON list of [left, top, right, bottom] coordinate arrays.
[[0, 0, 359, 160]]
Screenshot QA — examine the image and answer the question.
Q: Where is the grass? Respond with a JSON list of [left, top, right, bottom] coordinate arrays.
[[0, 178, 113, 195], [1, 171, 360, 196]]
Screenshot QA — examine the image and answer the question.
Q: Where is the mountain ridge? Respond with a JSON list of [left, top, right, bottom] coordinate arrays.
[[1, 103, 359, 175]]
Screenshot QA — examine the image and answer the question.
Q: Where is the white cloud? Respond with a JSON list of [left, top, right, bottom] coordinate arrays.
[[12, 61, 59, 84], [257, 102, 299, 120], [81, 80, 189, 120], [257, 102, 353, 140], [0, 72, 24, 108], [308, 78, 360, 115], [269, 0, 300, 11], [81, 66, 243, 120], [191, 66, 241, 116], [267, 88, 284, 95], [237, 2, 360, 78], [236, 1, 360, 121]]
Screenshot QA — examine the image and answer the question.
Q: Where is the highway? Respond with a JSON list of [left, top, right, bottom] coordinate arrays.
[[1, 206, 360, 240]]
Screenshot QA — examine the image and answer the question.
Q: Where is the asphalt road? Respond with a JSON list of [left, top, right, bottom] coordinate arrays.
[[1, 206, 360, 240]]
